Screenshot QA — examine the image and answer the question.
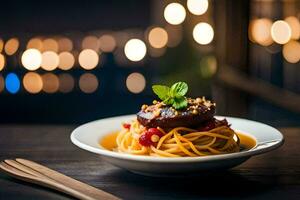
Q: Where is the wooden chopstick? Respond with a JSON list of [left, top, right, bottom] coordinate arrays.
[[0, 159, 120, 200], [4, 160, 49, 179], [0, 161, 93, 200], [15, 159, 120, 200]]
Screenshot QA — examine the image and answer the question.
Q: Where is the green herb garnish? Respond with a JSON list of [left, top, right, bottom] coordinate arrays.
[[152, 82, 188, 109]]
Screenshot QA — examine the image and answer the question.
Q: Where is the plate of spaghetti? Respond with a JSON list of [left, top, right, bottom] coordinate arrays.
[[71, 82, 284, 176]]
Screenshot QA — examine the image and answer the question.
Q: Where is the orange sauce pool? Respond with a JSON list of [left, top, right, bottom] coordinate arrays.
[[238, 132, 257, 150], [100, 132, 119, 151], [100, 132, 257, 152]]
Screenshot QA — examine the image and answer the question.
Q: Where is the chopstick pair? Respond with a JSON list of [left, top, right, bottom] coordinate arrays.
[[0, 159, 120, 200]]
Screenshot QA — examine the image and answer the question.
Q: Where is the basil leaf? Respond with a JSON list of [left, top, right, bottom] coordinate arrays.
[[152, 82, 189, 110], [163, 97, 174, 105], [172, 96, 187, 110], [170, 82, 188, 97], [152, 85, 170, 100]]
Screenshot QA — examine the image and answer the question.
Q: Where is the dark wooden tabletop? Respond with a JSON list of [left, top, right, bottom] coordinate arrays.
[[0, 125, 299, 200]]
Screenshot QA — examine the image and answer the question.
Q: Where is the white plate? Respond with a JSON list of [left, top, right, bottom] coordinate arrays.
[[71, 115, 284, 176]]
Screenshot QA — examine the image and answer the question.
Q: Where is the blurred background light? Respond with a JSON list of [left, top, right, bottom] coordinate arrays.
[[187, 0, 209, 15], [0, 39, 3, 52], [82, 36, 99, 51], [58, 52, 75, 70], [284, 16, 300, 40], [164, 3, 186, 25], [4, 38, 19, 55], [21, 49, 42, 71], [99, 34, 116, 52], [249, 18, 273, 46], [58, 37, 73, 52], [0, 75, 4, 92], [283, 40, 300, 63], [58, 73, 74, 93], [126, 72, 145, 93], [42, 73, 59, 93], [79, 73, 98, 93], [42, 38, 59, 52], [148, 27, 168, 49], [271, 20, 291, 44], [5, 73, 20, 94], [23, 72, 43, 94], [78, 49, 99, 70], [193, 22, 214, 45], [124, 39, 146, 61], [41, 51, 59, 71], [0, 53, 5, 71], [27, 38, 43, 51]]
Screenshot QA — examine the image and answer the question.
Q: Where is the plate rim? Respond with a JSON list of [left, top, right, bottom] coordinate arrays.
[[70, 114, 284, 163]]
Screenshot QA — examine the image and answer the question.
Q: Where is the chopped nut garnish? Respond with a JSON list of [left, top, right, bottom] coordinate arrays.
[[196, 97, 202, 103], [153, 109, 161, 117], [192, 109, 198, 114], [203, 101, 213, 108], [141, 104, 148, 110], [156, 102, 163, 108]]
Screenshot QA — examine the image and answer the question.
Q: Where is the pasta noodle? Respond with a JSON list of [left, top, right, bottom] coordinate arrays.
[[115, 120, 240, 157]]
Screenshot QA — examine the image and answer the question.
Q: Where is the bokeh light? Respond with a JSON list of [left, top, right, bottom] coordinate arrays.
[[4, 38, 19, 55], [82, 36, 99, 51], [282, 40, 300, 63], [284, 16, 300, 40], [41, 51, 59, 71], [42, 73, 59, 93], [27, 38, 43, 51], [58, 52, 75, 70], [164, 3, 186, 25], [0, 39, 3, 52], [23, 72, 43, 94], [21, 49, 42, 71], [79, 73, 98, 93], [199, 56, 217, 78], [271, 20, 291, 44], [193, 22, 214, 45], [58, 37, 73, 52], [0, 75, 4, 92], [42, 38, 59, 52], [124, 39, 147, 62], [78, 49, 99, 70], [58, 73, 74, 93], [99, 34, 116, 52], [249, 18, 273, 46], [126, 72, 146, 94], [187, 0, 208, 15], [148, 27, 168, 48], [0, 54, 5, 71], [5, 73, 20, 94]]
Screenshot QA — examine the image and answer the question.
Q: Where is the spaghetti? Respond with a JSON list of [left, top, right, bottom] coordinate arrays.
[[116, 120, 240, 157]]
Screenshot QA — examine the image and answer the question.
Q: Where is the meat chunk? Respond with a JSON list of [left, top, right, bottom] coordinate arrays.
[[137, 98, 216, 129]]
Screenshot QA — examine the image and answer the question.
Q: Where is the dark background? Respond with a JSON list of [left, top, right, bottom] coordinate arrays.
[[0, 0, 300, 126]]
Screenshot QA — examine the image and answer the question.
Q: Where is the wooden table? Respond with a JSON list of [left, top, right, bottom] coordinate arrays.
[[0, 125, 299, 200]]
